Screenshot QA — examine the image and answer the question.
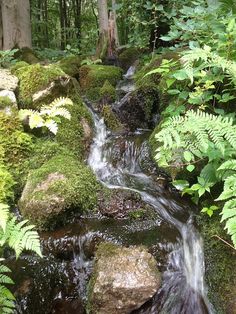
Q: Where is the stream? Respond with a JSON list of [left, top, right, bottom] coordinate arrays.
[[11, 74, 213, 314]]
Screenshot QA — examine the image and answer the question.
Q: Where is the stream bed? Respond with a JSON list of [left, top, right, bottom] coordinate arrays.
[[10, 76, 214, 314]]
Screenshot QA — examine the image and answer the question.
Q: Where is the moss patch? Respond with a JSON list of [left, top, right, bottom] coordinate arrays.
[[0, 165, 15, 203], [56, 93, 93, 159], [19, 153, 101, 229], [58, 55, 83, 77], [100, 80, 116, 103], [79, 64, 122, 101], [15, 63, 65, 108], [0, 96, 13, 109], [197, 214, 236, 314], [10, 61, 29, 75], [101, 105, 123, 131], [118, 47, 141, 71]]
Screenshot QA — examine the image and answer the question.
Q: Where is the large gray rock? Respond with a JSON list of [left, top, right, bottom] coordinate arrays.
[[0, 69, 19, 91], [88, 243, 161, 314]]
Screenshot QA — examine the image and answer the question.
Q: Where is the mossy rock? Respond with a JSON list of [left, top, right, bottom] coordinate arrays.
[[0, 165, 15, 203], [79, 65, 122, 101], [58, 55, 83, 77], [0, 96, 13, 109], [197, 214, 236, 314], [101, 105, 123, 132], [14, 47, 39, 64], [100, 80, 116, 103], [19, 153, 100, 230], [118, 47, 141, 71], [56, 93, 93, 159], [15, 63, 66, 108], [10, 61, 29, 75], [114, 80, 159, 131]]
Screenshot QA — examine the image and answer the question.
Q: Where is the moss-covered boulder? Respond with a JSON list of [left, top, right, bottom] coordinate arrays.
[[87, 242, 161, 314], [100, 80, 116, 103], [56, 93, 93, 158], [58, 55, 83, 77], [14, 47, 39, 64], [118, 47, 141, 71], [101, 105, 123, 132], [10, 61, 29, 75], [79, 64, 122, 101], [114, 81, 159, 131], [197, 214, 236, 314], [15, 63, 66, 108], [18, 153, 100, 230]]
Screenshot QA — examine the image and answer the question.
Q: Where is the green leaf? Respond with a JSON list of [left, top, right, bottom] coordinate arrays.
[[187, 164, 195, 172], [184, 151, 193, 162]]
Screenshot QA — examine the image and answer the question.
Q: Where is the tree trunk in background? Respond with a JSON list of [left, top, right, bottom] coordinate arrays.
[[74, 0, 82, 48], [59, 0, 66, 49], [1, 0, 32, 50], [96, 0, 109, 59], [112, 0, 119, 46], [0, 5, 3, 50]]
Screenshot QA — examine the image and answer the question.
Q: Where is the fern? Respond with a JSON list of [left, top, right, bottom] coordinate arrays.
[[155, 110, 236, 168], [19, 97, 73, 134], [155, 110, 236, 247], [181, 45, 236, 84], [0, 204, 42, 313], [0, 264, 15, 314]]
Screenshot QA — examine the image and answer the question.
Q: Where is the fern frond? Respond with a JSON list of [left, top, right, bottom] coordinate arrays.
[[0, 204, 9, 232], [0, 264, 15, 314], [49, 97, 73, 108]]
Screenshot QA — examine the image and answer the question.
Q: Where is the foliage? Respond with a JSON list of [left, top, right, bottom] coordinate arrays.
[[0, 49, 18, 68], [0, 203, 42, 313], [154, 109, 236, 246], [19, 97, 73, 135], [0, 166, 15, 203]]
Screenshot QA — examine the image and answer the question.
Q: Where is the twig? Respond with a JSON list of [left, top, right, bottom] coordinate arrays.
[[212, 234, 236, 251]]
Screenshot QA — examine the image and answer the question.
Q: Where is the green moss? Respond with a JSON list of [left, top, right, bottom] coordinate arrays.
[[95, 242, 119, 259], [10, 61, 29, 75], [0, 96, 12, 109], [19, 153, 101, 229], [101, 105, 123, 131], [118, 47, 141, 71], [197, 214, 236, 313], [100, 80, 116, 103], [79, 65, 122, 101], [58, 55, 83, 77], [0, 165, 15, 203], [56, 93, 93, 159], [15, 47, 39, 64], [15, 63, 65, 108]]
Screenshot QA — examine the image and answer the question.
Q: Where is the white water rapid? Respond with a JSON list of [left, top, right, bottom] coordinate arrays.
[[86, 98, 213, 313]]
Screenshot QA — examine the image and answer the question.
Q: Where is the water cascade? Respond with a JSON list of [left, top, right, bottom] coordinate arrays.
[[86, 86, 213, 313]]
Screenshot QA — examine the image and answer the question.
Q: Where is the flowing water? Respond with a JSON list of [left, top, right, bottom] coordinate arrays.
[[11, 73, 214, 313], [86, 87, 213, 313]]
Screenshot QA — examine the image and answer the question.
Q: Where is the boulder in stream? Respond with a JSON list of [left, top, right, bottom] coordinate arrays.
[[19, 153, 100, 230], [87, 242, 161, 314]]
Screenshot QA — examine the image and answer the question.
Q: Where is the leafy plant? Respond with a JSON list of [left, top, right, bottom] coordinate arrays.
[[19, 97, 73, 134], [154, 109, 236, 246], [0, 49, 18, 68], [0, 203, 42, 313]]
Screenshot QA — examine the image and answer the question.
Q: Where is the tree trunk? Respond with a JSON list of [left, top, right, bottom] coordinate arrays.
[[96, 0, 109, 59], [1, 0, 32, 50], [112, 0, 119, 46], [0, 5, 3, 50]]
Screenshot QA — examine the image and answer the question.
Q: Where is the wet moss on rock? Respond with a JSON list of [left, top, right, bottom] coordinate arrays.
[[10, 61, 29, 75], [58, 55, 83, 77], [118, 47, 141, 71], [15, 63, 65, 108], [101, 105, 123, 132], [19, 153, 101, 230], [79, 64, 122, 101], [56, 93, 93, 159], [197, 214, 236, 314], [100, 80, 116, 103]]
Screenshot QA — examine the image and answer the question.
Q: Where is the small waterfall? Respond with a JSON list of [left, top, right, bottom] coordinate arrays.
[[87, 106, 212, 313]]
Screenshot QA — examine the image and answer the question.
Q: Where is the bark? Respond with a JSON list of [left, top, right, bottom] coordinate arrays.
[[0, 5, 3, 50], [112, 0, 119, 46], [1, 0, 32, 50]]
